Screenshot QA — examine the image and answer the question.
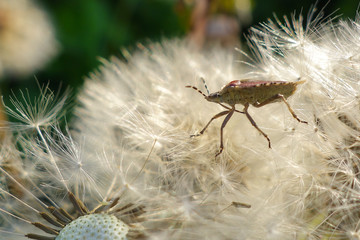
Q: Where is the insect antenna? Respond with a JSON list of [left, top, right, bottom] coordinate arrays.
[[185, 85, 207, 98], [200, 77, 210, 95], [185, 77, 210, 98]]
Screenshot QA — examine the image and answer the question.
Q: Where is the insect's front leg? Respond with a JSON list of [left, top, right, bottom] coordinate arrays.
[[253, 94, 307, 124], [218, 103, 244, 114], [216, 106, 235, 157], [191, 110, 229, 137], [244, 103, 272, 148]]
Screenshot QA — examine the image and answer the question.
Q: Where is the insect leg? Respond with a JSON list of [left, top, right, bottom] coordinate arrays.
[[278, 95, 308, 124], [244, 103, 271, 148], [191, 110, 229, 137], [218, 103, 244, 114], [216, 107, 235, 157], [252, 94, 282, 107], [254, 94, 307, 124]]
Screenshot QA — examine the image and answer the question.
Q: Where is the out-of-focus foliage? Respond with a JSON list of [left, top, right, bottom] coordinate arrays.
[[0, 0, 185, 100], [253, 0, 358, 23]]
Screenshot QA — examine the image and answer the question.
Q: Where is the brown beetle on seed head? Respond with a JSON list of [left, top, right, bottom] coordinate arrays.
[[186, 78, 307, 156]]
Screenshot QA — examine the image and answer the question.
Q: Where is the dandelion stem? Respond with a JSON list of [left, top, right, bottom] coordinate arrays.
[[0, 167, 47, 210], [130, 138, 157, 185], [36, 126, 69, 192], [0, 208, 32, 224]]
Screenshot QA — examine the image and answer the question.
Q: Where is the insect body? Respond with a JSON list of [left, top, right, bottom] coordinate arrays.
[[186, 79, 307, 156]]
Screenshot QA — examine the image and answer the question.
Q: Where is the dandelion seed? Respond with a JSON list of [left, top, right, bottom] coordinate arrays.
[[1, 83, 69, 131]]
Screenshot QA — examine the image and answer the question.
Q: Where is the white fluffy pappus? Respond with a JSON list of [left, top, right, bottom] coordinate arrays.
[[73, 7, 360, 239]]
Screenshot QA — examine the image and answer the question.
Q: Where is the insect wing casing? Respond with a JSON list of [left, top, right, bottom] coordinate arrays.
[[218, 80, 302, 106]]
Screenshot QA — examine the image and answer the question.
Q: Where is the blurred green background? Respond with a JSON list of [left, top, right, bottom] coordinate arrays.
[[0, 0, 358, 119]]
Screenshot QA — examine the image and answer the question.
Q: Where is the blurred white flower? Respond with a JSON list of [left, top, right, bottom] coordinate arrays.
[[0, 0, 58, 78]]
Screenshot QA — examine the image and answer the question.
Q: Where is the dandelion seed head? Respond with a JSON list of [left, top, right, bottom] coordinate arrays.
[[0, 127, 152, 240], [73, 38, 312, 238], [72, 6, 360, 237], [56, 214, 129, 240]]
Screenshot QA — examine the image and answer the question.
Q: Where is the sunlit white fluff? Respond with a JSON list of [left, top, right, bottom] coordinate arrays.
[[72, 7, 360, 239], [73, 41, 306, 238], [247, 8, 360, 239]]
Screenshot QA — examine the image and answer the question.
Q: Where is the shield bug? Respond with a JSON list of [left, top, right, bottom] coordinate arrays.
[[186, 78, 307, 156]]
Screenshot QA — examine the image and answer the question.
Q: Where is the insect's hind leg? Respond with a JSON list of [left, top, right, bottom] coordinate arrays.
[[278, 95, 307, 124], [191, 110, 229, 137], [244, 103, 272, 148], [253, 94, 307, 124]]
